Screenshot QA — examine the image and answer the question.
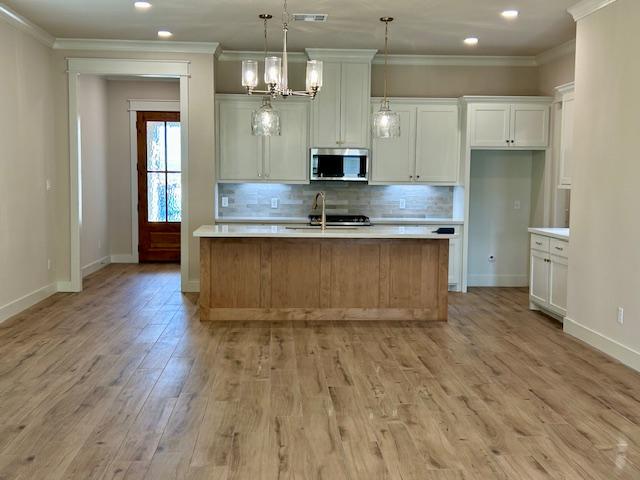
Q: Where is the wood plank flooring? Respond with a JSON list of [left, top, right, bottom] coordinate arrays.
[[1, 263, 640, 479]]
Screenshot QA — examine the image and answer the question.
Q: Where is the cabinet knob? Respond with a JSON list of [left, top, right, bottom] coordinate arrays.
[[416, 175, 420, 179], [258, 172, 262, 178], [506, 140, 510, 144], [409, 175, 413, 179]]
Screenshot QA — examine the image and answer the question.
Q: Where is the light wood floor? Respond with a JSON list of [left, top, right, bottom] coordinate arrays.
[[1, 264, 640, 479]]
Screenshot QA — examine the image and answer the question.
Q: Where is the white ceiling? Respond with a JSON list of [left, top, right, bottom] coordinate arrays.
[[5, 0, 577, 55]]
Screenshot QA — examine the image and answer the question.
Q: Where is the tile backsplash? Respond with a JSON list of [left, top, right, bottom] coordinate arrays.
[[217, 183, 454, 220]]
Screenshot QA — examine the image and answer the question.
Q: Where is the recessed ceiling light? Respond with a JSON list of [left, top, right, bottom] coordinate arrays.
[[134, 1, 152, 10], [501, 10, 519, 19], [158, 30, 173, 38], [464, 37, 479, 46]]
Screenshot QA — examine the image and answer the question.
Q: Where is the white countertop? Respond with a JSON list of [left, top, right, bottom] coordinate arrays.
[[214, 216, 465, 225], [195, 224, 458, 240], [528, 227, 570, 241]]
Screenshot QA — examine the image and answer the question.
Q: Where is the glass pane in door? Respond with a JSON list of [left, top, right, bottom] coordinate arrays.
[[147, 122, 166, 171], [166, 122, 181, 171], [167, 173, 182, 222], [147, 172, 167, 222]]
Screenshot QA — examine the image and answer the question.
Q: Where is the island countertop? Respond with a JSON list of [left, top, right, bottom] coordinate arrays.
[[194, 224, 458, 240]]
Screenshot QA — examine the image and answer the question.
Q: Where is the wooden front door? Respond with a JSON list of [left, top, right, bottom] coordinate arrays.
[[137, 111, 181, 262]]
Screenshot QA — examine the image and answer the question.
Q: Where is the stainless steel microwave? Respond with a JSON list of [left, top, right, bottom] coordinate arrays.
[[310, 148, 369, 182]]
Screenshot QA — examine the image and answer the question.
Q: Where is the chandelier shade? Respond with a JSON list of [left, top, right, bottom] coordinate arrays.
[[372, 17, 400, 139], [251, 97, 281, 136]]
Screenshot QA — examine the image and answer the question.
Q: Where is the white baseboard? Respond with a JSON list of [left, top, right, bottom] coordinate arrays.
[[564, 317, 640, 373], [467, 274, 528, 287], [110, 254, 138, 264], [183, 279, 200, 293], [56, 281, 76, 292], [82, 256, 111, 278], [0, 283, 57, 324]]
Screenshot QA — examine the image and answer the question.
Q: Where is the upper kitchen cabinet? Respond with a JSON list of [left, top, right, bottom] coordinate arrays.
[[306, 49, 376, 148], [216, 95, 309, 183], [555, 83, 575, 188], [465, 97, 552, 149], [371, 99, 460, 184]]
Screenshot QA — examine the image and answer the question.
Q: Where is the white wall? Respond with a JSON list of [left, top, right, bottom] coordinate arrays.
[[0, 18, 56, 321], [565, 0, 640, 371], [106, 79, 179, 258], [79, 75, 109, 274], [468, 151, 534, 287]]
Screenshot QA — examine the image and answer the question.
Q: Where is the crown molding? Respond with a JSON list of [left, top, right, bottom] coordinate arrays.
[[53, 38, 220, 54], [555, 82, 575, 95], [217, 50, 309, 63], [568, 0, 618, 21], [0, 3, 55, 47], [535, 39, 576, 65], [461, 95, 553, 104], [372, 54, 537, 67]]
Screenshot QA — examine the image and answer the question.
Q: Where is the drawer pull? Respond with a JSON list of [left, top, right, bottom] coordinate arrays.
[[535, 242, 543, 246], [554, 246, 564, 251]]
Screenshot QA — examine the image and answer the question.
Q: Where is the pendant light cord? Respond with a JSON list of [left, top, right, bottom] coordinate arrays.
[[384, 20, 389, 103], [263, 16, 268, 56]]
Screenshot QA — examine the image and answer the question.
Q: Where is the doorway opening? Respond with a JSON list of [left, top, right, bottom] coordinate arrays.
[[136, 111, 182, 262]]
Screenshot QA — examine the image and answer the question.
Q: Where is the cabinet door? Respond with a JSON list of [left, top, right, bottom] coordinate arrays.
[[510, 103, 550, 148], [310, 62, 341, 147], [549, 254, 568, 315], [468, 103, 511, 147], [371, 104, 416, 183], [265, 102, 309, 182], [448, 237, 461, 287], [415, 105, 460, 183], [218, 100, 264, 181], [559, 94, 575, 186], [530, 250, 550, 306], [340, 62, 371, 147]]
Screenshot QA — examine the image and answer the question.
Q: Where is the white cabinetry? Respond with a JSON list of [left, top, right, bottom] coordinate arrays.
[[467, 99, 550, 149], [371, 99, 460, 184], [217, 96, 309, 183], [529, 231, 569, 319], [556, 83, 575, 188], [307, 49, 375, 148]]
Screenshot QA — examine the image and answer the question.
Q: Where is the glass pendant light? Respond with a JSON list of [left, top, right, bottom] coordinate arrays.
[[252, 97, 281, 136], [373, 17, 400, 139], [250, 14, 281, 136]]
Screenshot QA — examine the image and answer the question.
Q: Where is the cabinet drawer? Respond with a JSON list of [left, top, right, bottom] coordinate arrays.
[[531, 234, 550, 252], [550, 239, 569, 258]]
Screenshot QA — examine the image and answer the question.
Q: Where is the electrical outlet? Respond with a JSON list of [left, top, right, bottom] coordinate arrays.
[[271, 198, 279, 209], [488, 255, 496, 264], [45, 179, 52, 191], [47, 259, 52, 270], [399, 199, 406, 209], [221, 196, 229, 207], [514, 200, 521, 210], [617, 307, 624, 325]]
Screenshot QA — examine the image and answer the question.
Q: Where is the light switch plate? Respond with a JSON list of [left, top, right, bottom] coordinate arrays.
[[399, 199, 406, 209], [271, 198, 279, 209], [221, 196, 229, 207]]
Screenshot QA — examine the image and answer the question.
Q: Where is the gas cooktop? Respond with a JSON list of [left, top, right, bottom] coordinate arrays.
[[308, 214, 371, 226]]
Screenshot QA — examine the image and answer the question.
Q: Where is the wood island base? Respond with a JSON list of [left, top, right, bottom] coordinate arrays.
[[199, 237, 449, 322]]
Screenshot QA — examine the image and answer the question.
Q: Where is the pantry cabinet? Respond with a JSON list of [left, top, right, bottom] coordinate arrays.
[[556, 83, 575, 188], [216, 95, 309, 183], [307, 49, 376, 148], [529, 231, 569, 319], [466, 99, 551, 149], [371, 99, 460, 184]]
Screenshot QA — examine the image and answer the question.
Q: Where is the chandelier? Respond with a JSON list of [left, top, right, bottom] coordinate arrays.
[[372, 17, 400, 139], [241, 0, 324, 136]]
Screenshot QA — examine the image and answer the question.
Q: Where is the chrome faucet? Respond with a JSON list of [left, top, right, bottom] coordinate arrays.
[[313, 192, 327, 231]]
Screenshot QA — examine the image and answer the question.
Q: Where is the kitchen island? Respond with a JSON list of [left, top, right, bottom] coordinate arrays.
[[194, 224, 456, 322]]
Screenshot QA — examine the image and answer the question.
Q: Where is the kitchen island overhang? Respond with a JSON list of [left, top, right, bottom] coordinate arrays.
[[195, 225, 457, 322]]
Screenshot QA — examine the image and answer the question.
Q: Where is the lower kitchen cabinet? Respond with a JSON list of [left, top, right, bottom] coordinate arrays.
[[216, 95, 309, 183], [529, 231, 569, 319]]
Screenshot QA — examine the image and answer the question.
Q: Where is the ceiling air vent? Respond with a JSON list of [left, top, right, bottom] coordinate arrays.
[[292, 13, 328, 22]]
